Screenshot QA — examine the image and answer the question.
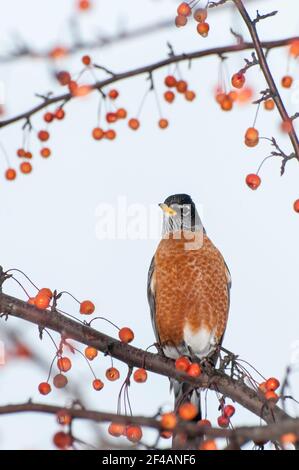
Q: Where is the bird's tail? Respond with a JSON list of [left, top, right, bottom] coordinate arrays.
[[172, 380, 202, 449]]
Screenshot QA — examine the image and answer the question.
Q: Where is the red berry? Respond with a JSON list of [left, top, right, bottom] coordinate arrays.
[[217, 415, 230, 428], [198, 419, 211, 427], [40, 147, 51, 158], [82, 55, 91, 66], [179, 403, 198, 421], [20, 162, 32, 174], [161, 412, 177, 430], [293, 199, 299, 213], [105, 129, 117, 140], [264, 99, 275, 111], [34, 293, 51, 309], [187, 363, 202, 377], [231, 72, 246, 89], [55, 108, 65, 120], [126, 425, 143, 442], [265, 377, 280, 392], [281, 75, 293, 88], [108, 89, 119, 99], [197, 22, 210, 37], [265, 390, 279, 402], [38, 130, 50, 142], [164, 75, 177, 88], [175, 356, 191, 372], [223, 405, 235, 418], [164, 91, 175, 103], [38, 382, 51, 395], [92, 127, 104, 140], [53, 431, 73, 450], [108, 422, 125, 437], [175, 15, 188, 27], [17, 148, 26, 157], [44, 112, 54, 123], [194, 8, 208, 23], [105, 367, 120, 381], [119, 327, 134, 343], [245, 127, 259, 147], [80, 300, 95, 315], [57, 357, 72, 372], [133, 368, 148, 383], [246, 173, 261, 190], [93, 378, 104, 390], [38, 288, 53, 299], [85, 346, 98, 360], [5, 168, 16, 181], [185, 90, 196, 101], [176, 80, 188, 93], [106, 112, 117, 123], [158, 118, 169, 129], [53, 374, 68, 388], [116, 108, 127, 119], [78, 0, 91, 10], [177, 2, 191, 17], [56, 71, 71, 86], [128, 118, 140, 130]]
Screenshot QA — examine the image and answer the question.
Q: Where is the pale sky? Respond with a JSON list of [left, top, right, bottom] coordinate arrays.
[[0, 0, 299, 449]]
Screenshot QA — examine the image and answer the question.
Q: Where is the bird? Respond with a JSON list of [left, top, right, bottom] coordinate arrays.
[[147, 193, 231, 426]]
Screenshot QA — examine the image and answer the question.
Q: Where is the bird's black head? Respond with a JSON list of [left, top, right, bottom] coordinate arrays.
[[159, 193, 203, 235]]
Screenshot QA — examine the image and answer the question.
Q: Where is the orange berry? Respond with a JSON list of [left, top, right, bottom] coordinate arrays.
[[119, 327, 134, 343], [187, 363, 202, 377], [108, 422, 125, 437], [38, 382, 51, 395], [85, 346, 98, 360], [228, 90, 238, 102], [223, 404, 235, 418], [231, 72, 246, 89], [55, 108, 65, 120], [246, 174, 261, 190], [53, 373, 68, 388], [20, 162, 32, 174], [161, 412, 177, 430], [105, 129, 117, 140], [264, 99, 275, 111], [293, 199, 299, 213], [175, 356, 191, 372], [164, 90, 175, 103], [68, 80, 78, 95], [265, 390, 279, 402], [5, 168, 16, 181], [175, 15, 187, 27], [265, 377, 280, 391], [116, 108, 127, 119], [57, 71, 71, 86], [93, 378, 104, 390], [38, 130, 50, 142], [106, 112, 117, 124], [281, 75, 293, 88], [259, 381, 267, 394], [49, 46, 68, 60], [78, 0, 91, 11], [25, 151, 32, 159], [158, 118, 169, 129], [108, 89, 119, 99], [53, 431, 73, 450], [164, 75, 177, 88], [56, 410, 72, 425], [290, 39, 299, 57], [17, 148, 26, 157], [185, 90, 196, 101], [200, 439, 217, 450], [281, 119, 293, 133], [34, 293, 51, 309], [28, 297, 36, 305], [126, 425, 143, 443], [80, 300, 95, 315], [245, 127, 259, 147], [128, 118, 140, 130], [44, 112, 54, 123], [194, 8, 207, 23], [106, 367, 120, 381], [197, 22, 210, 37], [280, 433, 298, 445], [176, 80, 188, 93], [40, 147, 51, 158], [177, 2, 191, 16], [198, 419, 211, 427], [179, 403, 198, 421], [217, 415, 229, 428], [133, 368, 148, 383], [92, 127, 104, 140], [220, 95, 233, 111], [82, 55, 91, 66], [38, 288, 53, 299], [57, 357, 72, 372]]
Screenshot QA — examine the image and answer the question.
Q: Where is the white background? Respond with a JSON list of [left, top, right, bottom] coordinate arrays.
[[0, 0, 299, 450]]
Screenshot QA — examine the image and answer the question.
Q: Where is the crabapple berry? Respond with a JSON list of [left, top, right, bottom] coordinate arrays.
[[164, 75, 177, 88], [128, 118, 140, 130], [187, 363, 202, 377], [17, 148, 26, 157], [176, 80, 188, 93], [80, 300, 95, 315], [194, 8, 207, 23], [53, 431, 73, 450], [185, 90, 196, 101], [53, 374, 68, 388], [55, 108, 65, 120], [177, 2, 191, 17], [44, 112, 54, 123], [264, 99, 275, 111], [178, 403, 198, 421], [246, 174, 261, 190], [38, 288, 53, 299], [281, 75, 293, 88], [38, 382, 51, 395], [108, 423, 125, 437], [92, 128, 104, 140], [161, 412, 177, 430], [175, 15, 188, 27], [78, 0, 91, 11], [34, 293, 51, 309], [231, 72, 246, 89], [105, 129, 117, 140], [133, 368, 148, 383], [5, 168, 17, 181], [40, 147, 51, 158], [116, 108, 127, 119], [85, 346, 98, 360], [56, 71, 71, 86], [217, 415, 230, 428], [220, 95, 233, 111], [82, 55, 91, 66], [265, 390, 279, 402], [105, 367, 120, 381], [20, 162, 32, 174], [197, 22, 210, 37], [126, 425, 143, 443], [106, 112, 117, 123], [245, 127, 259, 147], [265, 377, 280, 391], [223, 405, 235, 418], [293, 199, 299, 213], [164, 91, 175, 103], [119, 327, 134, 343], [158, 118, 169, 129], [290, 39, 299, 57], [108, 89, 119, 99], [175, 356, 191, 372], [57, 357, 72, 372], [93, 379, 104, 390]]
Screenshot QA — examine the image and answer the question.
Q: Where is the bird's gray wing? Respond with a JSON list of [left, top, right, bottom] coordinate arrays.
[[147, 256, 160, 344]]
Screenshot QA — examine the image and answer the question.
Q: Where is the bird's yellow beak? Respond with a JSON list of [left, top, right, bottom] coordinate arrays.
[[159, 203, 177, 217]]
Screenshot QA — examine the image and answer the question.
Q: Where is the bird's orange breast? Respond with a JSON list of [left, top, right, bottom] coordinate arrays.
[[154, 231, 229, 350]]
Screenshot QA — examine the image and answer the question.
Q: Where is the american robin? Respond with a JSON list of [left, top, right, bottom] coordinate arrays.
[[147, 194, 231, 422]]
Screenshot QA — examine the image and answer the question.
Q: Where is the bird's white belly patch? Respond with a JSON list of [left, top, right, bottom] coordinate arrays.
[[183, 324, 216, 358]]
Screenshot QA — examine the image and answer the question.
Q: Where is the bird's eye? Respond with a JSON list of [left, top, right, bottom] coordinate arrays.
[[182, 205, 190, 216]]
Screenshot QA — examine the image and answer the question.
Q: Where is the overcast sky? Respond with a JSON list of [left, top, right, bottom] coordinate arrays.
[[0, 0, 299, 449]]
